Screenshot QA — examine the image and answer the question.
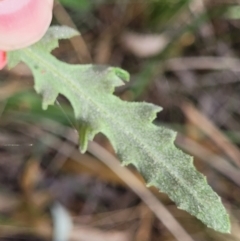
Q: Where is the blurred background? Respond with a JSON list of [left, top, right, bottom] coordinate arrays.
[[0, 0, 240, 240]]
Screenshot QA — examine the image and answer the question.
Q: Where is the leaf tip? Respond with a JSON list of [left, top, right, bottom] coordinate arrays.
[[44, 26, 79, 41], [42, 102, 49, 110], [114, 68, 130, 82], [78, 123, 99, 154], [78, 125, 89, 153]]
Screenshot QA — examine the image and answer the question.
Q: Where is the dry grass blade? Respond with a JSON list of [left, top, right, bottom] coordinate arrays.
[[133, 204, 154, 241], [182, 102, 240, 168], [70, 225, 131, 241], [74, 206, 139, 227], [0, 219, 130, 241], [165, 57, 240, 72]]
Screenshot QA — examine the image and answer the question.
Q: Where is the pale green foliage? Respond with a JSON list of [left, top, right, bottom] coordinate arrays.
[[8, 26, 230, 233], [225, 5, 240, 19]]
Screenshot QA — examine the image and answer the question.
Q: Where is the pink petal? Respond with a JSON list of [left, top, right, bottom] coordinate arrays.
[[0, 0, 54, 51], [0, 50, 7, 70]]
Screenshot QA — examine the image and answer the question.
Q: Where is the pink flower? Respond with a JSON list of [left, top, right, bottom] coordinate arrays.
[[0, 0, 54, 69], [0, 51, 6, 70]]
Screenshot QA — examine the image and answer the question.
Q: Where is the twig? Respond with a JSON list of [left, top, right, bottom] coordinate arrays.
[[164, 56, 240, 72]]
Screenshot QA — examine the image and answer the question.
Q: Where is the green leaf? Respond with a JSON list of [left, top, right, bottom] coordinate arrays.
[[7, 26, 230, 233], [59, 0, 93, 11], [225, 6, 240, 20]]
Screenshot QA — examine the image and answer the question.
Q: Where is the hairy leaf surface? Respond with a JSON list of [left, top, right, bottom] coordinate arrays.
[[8, 26, 230, 233]]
